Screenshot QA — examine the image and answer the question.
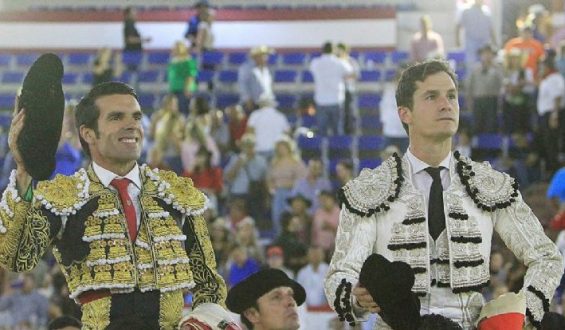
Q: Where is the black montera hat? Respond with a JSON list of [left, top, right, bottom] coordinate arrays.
[[17, 53, 65, 180], [226, 269, 306, 314], [359, 254, 421, 330]]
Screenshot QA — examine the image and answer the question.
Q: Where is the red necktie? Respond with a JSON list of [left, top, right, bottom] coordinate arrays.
[[110, 178, 138, 242]]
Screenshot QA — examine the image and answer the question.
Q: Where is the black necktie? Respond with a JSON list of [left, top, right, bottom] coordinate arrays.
[[425, 167, 445, 240]]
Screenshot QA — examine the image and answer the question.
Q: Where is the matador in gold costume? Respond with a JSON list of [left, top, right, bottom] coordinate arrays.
[[0, 81, 237, 329]]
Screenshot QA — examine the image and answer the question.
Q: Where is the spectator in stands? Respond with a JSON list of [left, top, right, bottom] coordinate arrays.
[[465, 44, 503, 134], [149, 94, 185, 173], [381, 71, 409, 152], [181, 122, 220, 174], [0, 273, 49, 329], [92, 48, 121, 87], [184, 0, 211, 48], [227, 244, 260, 289], [503, 25, 545, 80], [226, 104, 248, 152], [189, 95, 212, 134], [225, 197, 250, 231], [185, 146, 223, 214], [456, 0, 497, 70], [226, 268, 305, 330], [266, 245, 294, 279], [48, 315, 81, 330], [235, 217, 264, 264], [146, 145, 171, 171], [536, 54, 564, 176], [224, 134, 268, 223], [238, 46, 275, 112], [123, 7, 151, 70], [311, 190, 339, 259], [325, 60, 563, 329], [504, 132, 541, 190], [209, 217, 234, 278], [274, 212, 308, 275], [291, 157, 332, 215], [287, 192, 314, 246], [52, 101, 83, 177], [246, 95, 290, 161], [335, 159, 354, 188], [209, 109, 230, 155], [309, 41, 354, 136], [193, 8, 215, 54], [502, 48, 534, 135], [336, 42, 360, 135], [296, 246, 329, 308], [167, 41, 198, 115], [410, 15, 445, 62], [267, 137, 306, 236]]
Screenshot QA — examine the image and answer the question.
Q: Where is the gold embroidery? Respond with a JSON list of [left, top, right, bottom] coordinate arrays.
[[113, 262, 134, 282], [159, 290, 184, 329], [94, 264, 112, 282], [84, 216, 102, 237], [35, 173, 84, 213], [107, 239, 127, 259], [103, 215, 124, 234], [157, 170, 206, 211], [81, 296, 111, 330]]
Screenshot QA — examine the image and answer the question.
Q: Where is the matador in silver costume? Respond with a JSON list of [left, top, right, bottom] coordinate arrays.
[[325, 60, 563, 329]]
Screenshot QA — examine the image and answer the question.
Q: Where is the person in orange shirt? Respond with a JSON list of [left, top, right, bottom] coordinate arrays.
[[504, 25, 545, 78]]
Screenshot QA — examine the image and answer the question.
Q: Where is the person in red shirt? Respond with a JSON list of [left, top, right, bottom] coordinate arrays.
[[504, 25, 545, 79], [185, 146, 223, 211]]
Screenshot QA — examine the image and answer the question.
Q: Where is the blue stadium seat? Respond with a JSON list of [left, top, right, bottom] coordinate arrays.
[[15, 54, 38, 67], [216, 93, 239, 109], [297, 135, 323, 161], [328, 135, 353, 159], [1, 71, 24, 84], [147, 51, 170, 65], [385, 68, 397, 81], [0, 54, 12, 67], [300, 115, 316, 128], [116, 71, 133, 85], [197, 70, 215, 83], [137, 94, 156, 109], [281, 52, 307, 66], [363, 51, 387, 65], [268, 54, 279, 66], [391, 50, 409, 64], [0, 93, 16, 110], [138, 70, 160, 83], [0, 112, 12, 128], [357, 93, 381, 111], [274, 70, 298, 83], [218, 70, 238, 83], [447, 51, 466, 67], [358, 135, 385, 159], [359, 70, 382, 82], [201, 51, 224, 66], [82, 72, 93, 85], [359, 158, 382, 170], [360, 115, 382, 134], [472, 133, 504, 161], [62, 73, 79, 84], [122, 51, 143, 68], [67, 53, 92, 66], [277, 94, 297, 110], [301, 70, 313, 83], [228, 52, 247, 66]]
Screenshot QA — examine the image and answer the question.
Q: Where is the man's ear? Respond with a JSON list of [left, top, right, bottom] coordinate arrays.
[[398, 106, 412, 126], [80, 125, 95, 145], [243, 307, 260, 325]]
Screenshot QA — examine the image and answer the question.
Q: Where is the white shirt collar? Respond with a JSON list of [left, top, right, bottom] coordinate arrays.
[[405, 148, 451, 174], [92, 162, 141, 189]]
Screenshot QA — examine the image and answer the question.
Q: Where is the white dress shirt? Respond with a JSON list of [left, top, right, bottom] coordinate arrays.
[[405, 148, 452, 207], [309, 54, 353, 106], [92, 162, 142, 228]]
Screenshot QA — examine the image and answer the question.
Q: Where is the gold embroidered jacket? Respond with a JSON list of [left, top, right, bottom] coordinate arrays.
[[0, 165, 226, 308]]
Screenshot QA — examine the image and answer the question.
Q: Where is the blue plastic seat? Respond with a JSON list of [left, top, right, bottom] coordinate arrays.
[[277, 94, 297, 110], [391, 50, 409, 64], [359, 70, 382, 82], [15, 54, 38, 67], [274, 70, 298, 83], [1, 71, 24, 84], [216, 93, 239, 109], [328, 135, 353, 159], [201, 51, 224, 66], [297, 134, 323, 161], [358, 135, 385, 159], [67, 53, 92, 66], [137, 94, 156, 109], [0, 54, 12, 67], [359, 158, 382, 170], [282, 52, 307, 66], [0, 93, 16, 110], [197, 70, 215, 83], [139, 70, 160, 83], [218, 70, 238, 83], [357, 93, 382, 110], [228, 52, 247, 66], [147, 51, 170, 65], [301, 70, 314, 83], [363, 51, 387, 65], [447, 51, 466, 66], [122, 51, 143, 67], [62, 72, 79, 84]]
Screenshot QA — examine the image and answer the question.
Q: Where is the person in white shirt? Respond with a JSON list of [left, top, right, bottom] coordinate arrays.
[[238, 46, 275, 112], [246, 94, 290, 161], [380, 72, 409, 152], [325, 60, 563, 329], [309, 42, 354, 136], [536, 54, 565, 176], [296, 246, 330, 308]]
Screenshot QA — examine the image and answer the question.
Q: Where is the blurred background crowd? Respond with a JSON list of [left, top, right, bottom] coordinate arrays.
[[2, 0, 565, 329]]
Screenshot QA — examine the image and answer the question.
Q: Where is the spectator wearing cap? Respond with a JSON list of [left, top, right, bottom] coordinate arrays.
[[503, 25, 544, 79], [238, 46, 275, 112], [226, 269, 306, 330], [296, 246, 329, 308], [266, 245, 294, 279], [309, 41, 354, 136], [246, 95, 290, 161], [311, 190, 340, 258], [274, 212, 308, 275], [291, 157, 333, 215], [465, 44, 503, 134]]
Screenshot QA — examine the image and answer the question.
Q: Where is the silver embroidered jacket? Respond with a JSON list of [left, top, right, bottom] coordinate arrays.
[[325, 152, 564, 329]]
